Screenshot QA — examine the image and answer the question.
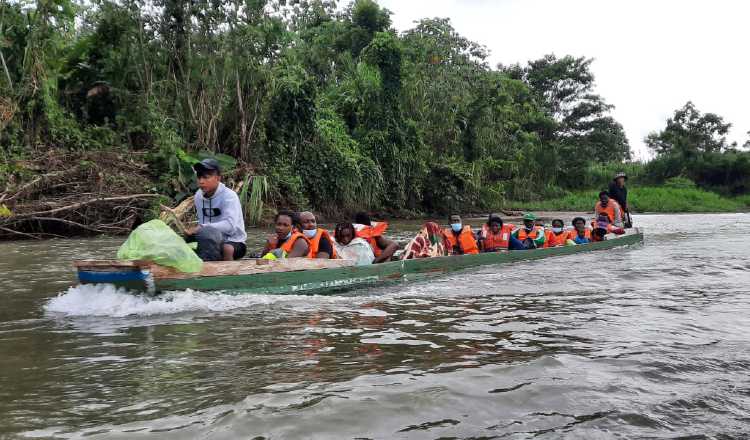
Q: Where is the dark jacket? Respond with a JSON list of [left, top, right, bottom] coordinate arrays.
[[608, 182, 628, 211]]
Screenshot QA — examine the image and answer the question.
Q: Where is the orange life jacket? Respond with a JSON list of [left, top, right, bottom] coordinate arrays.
[[480, 224, 515, 251], [515, 226, 544, 241], [595, 200, 621, 224], [566, 228, 592, 242], [545, 230, 568, 247], [306, 229, 337, 259], [279, 231, 310, 254], [355, 222, 388, 257], [443, 226, 479, 255]]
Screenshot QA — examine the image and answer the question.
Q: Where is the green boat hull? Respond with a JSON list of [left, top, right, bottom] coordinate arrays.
[[149, 230, 643, 295]]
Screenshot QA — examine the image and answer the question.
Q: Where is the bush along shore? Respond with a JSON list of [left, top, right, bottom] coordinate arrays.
[[509, 181, 750, 214], [1, 1, 748, 239]]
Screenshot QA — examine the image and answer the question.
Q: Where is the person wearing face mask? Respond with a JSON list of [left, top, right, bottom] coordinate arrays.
[[443, 214, 479, 255], [298, 211, 337, 259], [544, 219, 568, 248], [261, 210, 310, 258]]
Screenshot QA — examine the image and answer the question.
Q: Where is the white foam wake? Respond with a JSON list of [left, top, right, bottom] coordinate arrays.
[[43, 284, 335, 317]]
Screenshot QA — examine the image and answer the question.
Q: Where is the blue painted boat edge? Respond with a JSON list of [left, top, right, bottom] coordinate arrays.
[[78, 270, 149, 283], [77, 269, 155, 293]]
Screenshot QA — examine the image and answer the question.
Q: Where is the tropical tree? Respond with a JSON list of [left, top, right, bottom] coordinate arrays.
[[503, 54, 631, 165], [646, 101, 734, 157]]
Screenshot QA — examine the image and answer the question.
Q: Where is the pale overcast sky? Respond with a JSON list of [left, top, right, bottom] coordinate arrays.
[[376, 0, 749, 159]]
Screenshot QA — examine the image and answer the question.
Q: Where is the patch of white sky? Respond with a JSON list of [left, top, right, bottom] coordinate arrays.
[[374, 0, 750, 160]]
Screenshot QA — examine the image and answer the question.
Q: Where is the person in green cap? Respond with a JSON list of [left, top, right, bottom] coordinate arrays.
[[509, 213, 546, 250]]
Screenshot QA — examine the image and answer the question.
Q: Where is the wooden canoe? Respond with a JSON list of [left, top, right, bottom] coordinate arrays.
[[74, 228, 644, 295]]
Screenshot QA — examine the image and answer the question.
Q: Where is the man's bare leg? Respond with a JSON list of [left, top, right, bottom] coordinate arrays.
[[222, 244, 234, 261]]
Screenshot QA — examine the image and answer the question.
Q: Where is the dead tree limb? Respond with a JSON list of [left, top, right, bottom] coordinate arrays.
[[0, 226, 42, 240], [28, 217, 105, 233], [1, 194, 160, 224], [0, 166, 82, 204]]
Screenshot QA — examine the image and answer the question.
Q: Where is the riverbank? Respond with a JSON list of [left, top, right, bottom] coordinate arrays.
[[1, 150, 747, 241], [507, 186, 750, 213]]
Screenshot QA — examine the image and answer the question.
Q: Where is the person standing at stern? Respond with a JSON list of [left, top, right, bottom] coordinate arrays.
[[609, 172, 632, 227], [185, 159, 247, 261]]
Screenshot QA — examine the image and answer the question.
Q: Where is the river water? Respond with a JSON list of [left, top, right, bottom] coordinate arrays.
[[1, 214, 749, 439]]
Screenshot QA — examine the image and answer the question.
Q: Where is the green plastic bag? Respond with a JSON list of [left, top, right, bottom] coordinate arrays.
[[117, 220, 203, 273]]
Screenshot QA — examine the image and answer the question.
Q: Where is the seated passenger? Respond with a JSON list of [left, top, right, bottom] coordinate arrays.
[[509, 213, 546, 250], [567, 217, 592, 244], [402, 222, 449, 259], [186, 158, 247, 261], [261, 210, 310, 258], [591, 225, 608, 242], [480, 214, 515, 252], [299, 211, 337, 259], [333, 223, 375, 266], [545, 219, 568, 247], [353, 212, 399, 263], [595, 191, 624, 228], [443, 214, 479, 255], [591, 214, 626, 235]]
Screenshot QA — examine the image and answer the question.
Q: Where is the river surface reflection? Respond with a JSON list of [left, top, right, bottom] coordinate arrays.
[[1, 214, 749, 439]]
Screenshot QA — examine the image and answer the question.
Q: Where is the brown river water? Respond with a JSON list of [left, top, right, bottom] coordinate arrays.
[[1, 214, 749, 439]]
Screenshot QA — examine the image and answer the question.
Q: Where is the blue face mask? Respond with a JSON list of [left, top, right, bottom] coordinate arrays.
[[451, 223, 462, 232], [285, 231, 292, 240], [303, 229, 317, 239], [552, 227, 563, 234]]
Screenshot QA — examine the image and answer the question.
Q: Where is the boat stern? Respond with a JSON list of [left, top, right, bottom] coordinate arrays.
[[74, 260, 155, 294]]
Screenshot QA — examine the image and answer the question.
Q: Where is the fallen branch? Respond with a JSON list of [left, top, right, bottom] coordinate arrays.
[[97, 212, 137, 231], [0, 166, 82, 204], [0, 226, 42, 240], [29, 216, 105, 233], [1, 194, 161, 224]]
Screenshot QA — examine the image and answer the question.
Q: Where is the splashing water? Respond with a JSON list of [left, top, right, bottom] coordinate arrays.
[[43, 284, 345, 318]]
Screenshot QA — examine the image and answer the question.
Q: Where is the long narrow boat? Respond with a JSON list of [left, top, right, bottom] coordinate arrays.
[[74, 228, 643, 295]]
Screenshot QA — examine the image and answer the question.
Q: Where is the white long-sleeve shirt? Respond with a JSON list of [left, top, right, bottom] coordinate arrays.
[[194, 183, 247, 243]]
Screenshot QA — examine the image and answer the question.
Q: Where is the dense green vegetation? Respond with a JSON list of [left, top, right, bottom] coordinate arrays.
[[0, 0, 748, 230]]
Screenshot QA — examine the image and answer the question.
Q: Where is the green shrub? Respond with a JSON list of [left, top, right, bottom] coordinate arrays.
[[281, 109, 385, 214], [509, 186, 746, 213], [581, 162, 647, 188], [630, 187, 741, 212], [421, 159, 478, 215], [267, 164, 310, 210], [733, 194, 750, 208], [664, 176, 696, 189]]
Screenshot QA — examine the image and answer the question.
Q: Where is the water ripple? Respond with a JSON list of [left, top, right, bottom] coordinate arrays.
[[1, 214, 750, 438]]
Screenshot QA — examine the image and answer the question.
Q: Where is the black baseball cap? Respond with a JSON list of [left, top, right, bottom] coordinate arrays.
[[193, 158, 221, 175]]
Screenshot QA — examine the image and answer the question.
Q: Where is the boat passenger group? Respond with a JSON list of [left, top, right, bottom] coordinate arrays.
[[185, 159, 632, 265]]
